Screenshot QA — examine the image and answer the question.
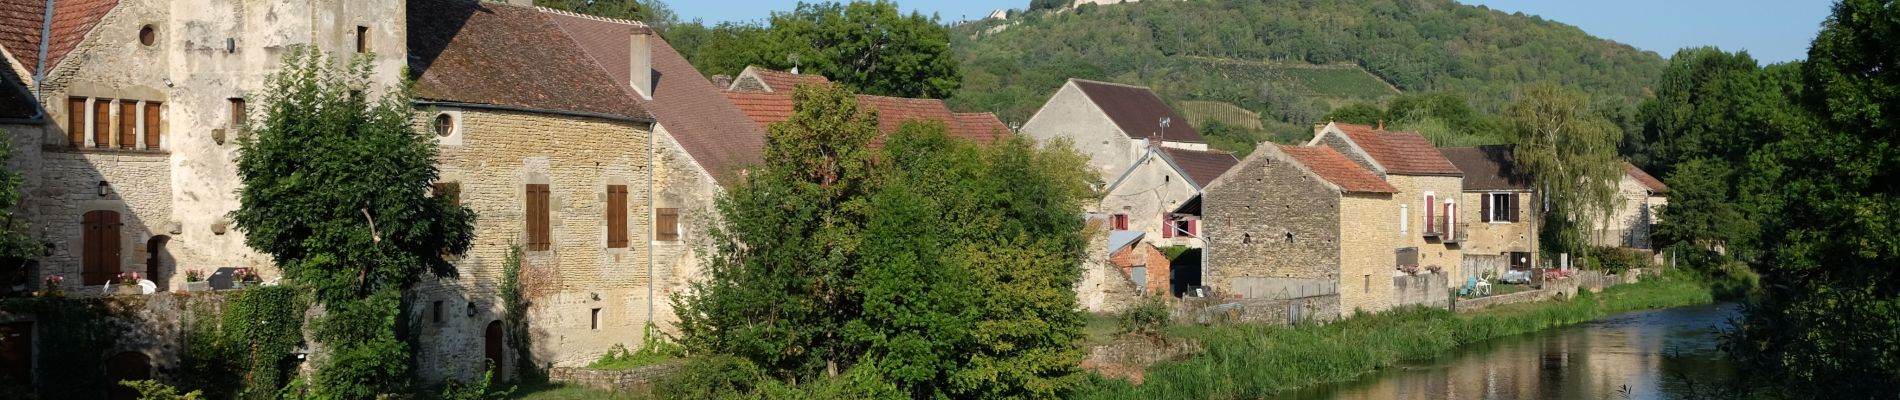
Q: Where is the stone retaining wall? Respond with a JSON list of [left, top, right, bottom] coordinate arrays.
[[1455, 276, 1581, 312], [546, 362, 684, 395]]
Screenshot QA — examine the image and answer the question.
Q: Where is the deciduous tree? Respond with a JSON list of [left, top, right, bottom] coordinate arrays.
[[1503, 82, 1624, 259]]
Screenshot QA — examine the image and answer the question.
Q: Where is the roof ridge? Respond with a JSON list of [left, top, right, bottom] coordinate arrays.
[[1069, 78, 1150, 89], [533, 6, 652, 28]]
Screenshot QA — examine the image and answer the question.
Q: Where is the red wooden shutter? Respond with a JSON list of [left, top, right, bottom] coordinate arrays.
[[1162, 214, 1174, 238], [526, 184, 550, 251], [1424, 194, 1436, 233], [118, 101, 136, 149], [143, 102, 161, 149], [92, 99, 111, 148], [606, 185, 628, 248], [1188, 219, 1199, 237], [67, 98, 85, 147]]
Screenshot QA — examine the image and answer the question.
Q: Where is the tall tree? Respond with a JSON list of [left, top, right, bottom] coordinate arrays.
[[231, 49, 475, 397], [1731, 0, 1900, 394], [667, 1, 962, 99], [1503, 82, 1625, 259]]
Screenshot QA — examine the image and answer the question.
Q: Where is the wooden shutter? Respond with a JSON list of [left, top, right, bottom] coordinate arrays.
[[1481, 194, 1493, 223], [67, 98, 85, 147], [118, 101, 136, 149], [1508, 193, 1521, 222], [82, 210, 122, 285], [1162, 214, 1174, 238], [92, 99, 111, 148], [526, 184, 550, 251], [1187, 219, 1199, 237], [656, 208, 680, 241], [606, 185, 628, 248], [143, 102, 161, 149], [1424, 194, 1436, 233]]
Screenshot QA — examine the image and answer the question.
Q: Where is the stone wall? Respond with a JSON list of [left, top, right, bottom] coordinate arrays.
[[1594, 175, 1664, 249], [1338, 193, 1399, 313], [1458, 190, 1539, 275], [409, 107, 655, 383], [1018, 82, 1143, 179], [547, 363, 683, 396], [1391, 272, 1449, 309], [1195, 294, 1340, 325], [1203, 147, 1342, 297], [1455, 277, 1582, 312], [1078, 228, 1141, 313], [0, 291, 247, 396], [1097, 150, 1202, 248], [647, 125, 724, 336], [1388, 175, 1465, 287]]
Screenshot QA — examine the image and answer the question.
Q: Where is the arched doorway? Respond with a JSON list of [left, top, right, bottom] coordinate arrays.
[[145, 236, 170, 292], [484, 320, 504, 375], [105, 351, 149, 400], [82, 211, 122, 286]]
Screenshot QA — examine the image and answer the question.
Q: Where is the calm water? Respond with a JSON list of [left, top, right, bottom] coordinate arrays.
[[1271, 303, 1743, 400]]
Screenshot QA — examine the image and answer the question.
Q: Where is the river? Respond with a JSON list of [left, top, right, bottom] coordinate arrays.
[[1269, 303, 1743, 400]]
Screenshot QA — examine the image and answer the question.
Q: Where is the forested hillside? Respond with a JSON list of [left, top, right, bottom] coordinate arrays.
[[951, 0, 1668, 145]]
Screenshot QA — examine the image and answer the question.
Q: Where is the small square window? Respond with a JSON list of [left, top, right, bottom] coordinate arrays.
[[590, 308, 602, 330], [229, 98, 246, 129], [355, 26, 370, 53]]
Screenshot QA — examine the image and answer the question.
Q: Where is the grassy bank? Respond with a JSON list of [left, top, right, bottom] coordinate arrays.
[[1073, 273, 1716, 399]]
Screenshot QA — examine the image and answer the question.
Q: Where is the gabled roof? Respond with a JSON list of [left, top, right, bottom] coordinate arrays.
[[1068, 79, 1205, 144], [724, 91, 1011, 146], [408, 0, 649, 120], [545, 9, 765, 185], [0, 0, 117, 77], [730, 66, 832, 93], [1626, 162, 1668, 193], [1279, 145, 1398, 194], [1318, 122, 1463, 176], [1439, 145, 1530, 191], [1157, 147, 1238, 188], [1107, 230, 1144, 255], [953, 112, 1011, 145]]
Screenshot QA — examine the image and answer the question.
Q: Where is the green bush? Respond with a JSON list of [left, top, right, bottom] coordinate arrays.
[[653, 355, 768, 399], [1587, 246, 1656, 275], [121, 380, 204, 400], [1117, 298, 1170, 337]]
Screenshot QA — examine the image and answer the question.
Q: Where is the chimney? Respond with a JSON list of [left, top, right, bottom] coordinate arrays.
[[1377, 119, 1384, 131], [1312, 122, 1326, 137], [629, 26, 654, 100], [504, 0, 532, 6], [711, 74, 733, 89]]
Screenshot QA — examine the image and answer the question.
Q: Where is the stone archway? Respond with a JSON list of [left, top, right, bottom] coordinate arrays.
[[484, 320, 504, 375], [105, 351, 150, 400]]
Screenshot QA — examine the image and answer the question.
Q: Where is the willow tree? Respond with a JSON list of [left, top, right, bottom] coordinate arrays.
[[232, 48, 475, 397], [1504, 82, 1625, 260]]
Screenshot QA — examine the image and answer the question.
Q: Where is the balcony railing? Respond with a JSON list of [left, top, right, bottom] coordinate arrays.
[[1423, 215, 1468, 244]]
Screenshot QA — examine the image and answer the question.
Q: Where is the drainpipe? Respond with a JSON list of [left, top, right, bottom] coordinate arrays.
[[33, 0, 53, 96], [645, 123, 656, 331]]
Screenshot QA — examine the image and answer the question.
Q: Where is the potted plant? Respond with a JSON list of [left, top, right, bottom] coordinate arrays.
[[114, 272, 143, 295], [184, 269, 210, 292], [38, 274, 63, 297], [231, 268, 262, 289]]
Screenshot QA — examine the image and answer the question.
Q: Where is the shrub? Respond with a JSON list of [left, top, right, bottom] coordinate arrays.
[[1117, 298, 1170, 337], [1587, 246, 1655, 275], [121, 380, 204, 400], [653, 355, 768, 399]]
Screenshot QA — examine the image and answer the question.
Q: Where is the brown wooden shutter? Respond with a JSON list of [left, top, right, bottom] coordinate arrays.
[[606, 185, 628, 248], [66, 97, 85, 147], [526, 184, 550, 251], [118, 101, 136, 149], [82, 210, 122, 286], [92, 99, 111, 148], [143, 102, 161, 149], [1481, 194, 1493, 223], [433, 182, 461, 205], [656, 208, 680, 241], [1508, 193, 1521, 222]]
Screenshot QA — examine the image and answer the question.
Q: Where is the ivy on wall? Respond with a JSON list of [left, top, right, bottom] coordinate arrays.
[[176, 287, 308, 400], [0, 297, 120, 400], [500, 245, 538, 382]]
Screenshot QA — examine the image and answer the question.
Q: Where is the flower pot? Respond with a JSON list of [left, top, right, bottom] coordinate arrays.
[[186, 281, 211, 292], [115, 285, 143, 296]]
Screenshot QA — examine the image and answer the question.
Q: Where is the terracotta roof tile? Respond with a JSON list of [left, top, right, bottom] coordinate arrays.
[[1332, 123, 1463, 175], [1280, 145, 1398, 194], [408, 0, 648, 119], [1158, 147, 1238, 188], [1626, 162, 1668, 193], [724, 91, 795, 128], [1070, 79, 1205, 143], [746, 66, 831, 92], [0, 0, 118, 76], [952, 112, 1011, 145], [545, 10, 765, 185], [726, 91, 1008, 147], [1440, 145, 1530, 191]]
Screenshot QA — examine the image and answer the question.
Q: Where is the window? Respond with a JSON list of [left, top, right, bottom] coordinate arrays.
[[606, 185, 628, 248], [66, 97, 85, 147], [1363, 274, 1370, 293], [525, 184, 550, 251], [117, 100, 136, 149], [432, 182, 461, 205], [138, 25, 156, 46], [432, 301, 444, 324], [1110, 214, 1129, 230], [590, 308, 602, 330], [1483, 193, 1518, 223], [143, 101, 161, 149], [1168, 217, 1197, 238], [355, 26, 370, 53], [432, 113, 455, 137], [229, 98, 246, 130], [655, 208, 680, 242], [92, 99, 111, 148]]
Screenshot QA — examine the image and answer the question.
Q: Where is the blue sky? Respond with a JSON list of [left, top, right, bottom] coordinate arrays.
[[666, 0, 1834, 64]]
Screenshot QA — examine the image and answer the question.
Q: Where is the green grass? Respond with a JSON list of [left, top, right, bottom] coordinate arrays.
[[1083, 312, 1124, 347], [1072, 273, 1716, 399], [509, 382, 633, 400]]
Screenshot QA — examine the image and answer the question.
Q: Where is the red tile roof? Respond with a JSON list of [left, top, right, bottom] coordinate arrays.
[[408, 0, 648, 119], [1331, 123, 1463, 176], [1158, 147, 1239, 188], [1626, 162, 1668, 193], [742, 66, 832, 92], [1280, 145, 1398, 194], [725, 91, 1010, 147], [545, 10, 766, 186], [953, 112, 1011, 145], [1070, 79, 1205, 143], [0, 0, 119, 76]]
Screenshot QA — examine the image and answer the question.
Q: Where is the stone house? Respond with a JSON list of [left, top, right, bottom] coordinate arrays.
[[1594, 162, 1668, 250], [1098, 144, 1237, 249], [725, 65, 832, 93], [1440, 145, 1542, 281], [1202, 144, 1400, 314], [1018, 79, 1208, 180], [1309, 122, 1467, 287]]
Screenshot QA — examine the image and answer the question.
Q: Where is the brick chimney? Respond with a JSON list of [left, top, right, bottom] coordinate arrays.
[[629, 26, 654, 99]]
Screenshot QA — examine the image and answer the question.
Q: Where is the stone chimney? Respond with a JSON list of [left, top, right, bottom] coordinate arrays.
[[629, 26, 654, 99], [711, 74, 734, 89], [504, 0, 532, 6]]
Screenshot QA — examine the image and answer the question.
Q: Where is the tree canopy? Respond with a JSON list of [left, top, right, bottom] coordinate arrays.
[[1502, 82, 1624, 258], [666, 0, 962, 99]]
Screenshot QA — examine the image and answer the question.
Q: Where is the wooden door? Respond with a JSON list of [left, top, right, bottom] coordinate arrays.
[[0, 322, 29, 388], [484, 321, 504, 373], [82, 211, 122, 286], [105, 352, 149, 400]]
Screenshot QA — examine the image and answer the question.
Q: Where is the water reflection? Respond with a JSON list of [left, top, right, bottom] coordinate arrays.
[[1273, 304, 1742, 400]]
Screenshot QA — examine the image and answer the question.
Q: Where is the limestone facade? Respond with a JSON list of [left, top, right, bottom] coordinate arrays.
[[646, 125, 722, 333], [1460, 190, 1539, 279], [1388, 175, 1466, 286], [10, 0, 406, 292], [1338, 194, 1400, 313], [1203, 146, 1348, 306], [407, 107, 654, 382], [1097, 147, 1204, 247], [1593, 173, 1666, 249], [1019, 81, 1147, 178]]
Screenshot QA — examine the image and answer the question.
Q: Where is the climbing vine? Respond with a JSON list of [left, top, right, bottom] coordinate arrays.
[[0, 297, 119, 399], [176, 287, 308, 400], [499, 245, 539, 381]]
